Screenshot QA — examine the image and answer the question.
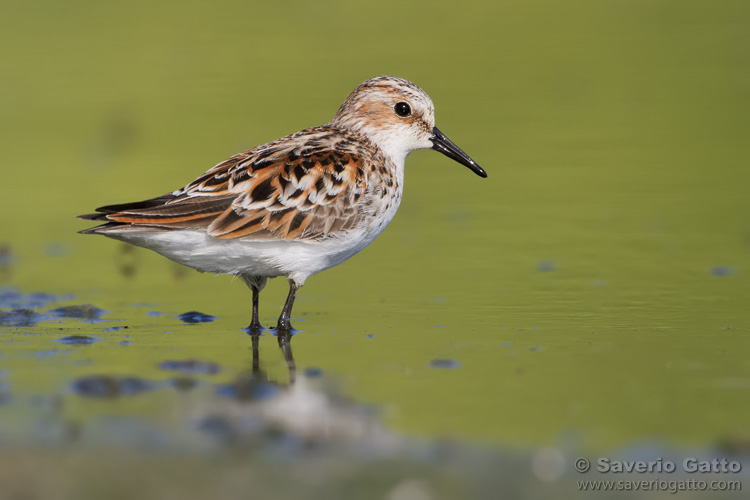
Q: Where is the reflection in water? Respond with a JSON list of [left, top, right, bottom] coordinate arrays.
[[208, 330, 401, 445], [235, 329, 296, 393], [116, 243, 139, 278], [2, 303, 748, 500], [86, 108, 139, 169], [276, 331, 296, 384], [0, 244, 12, 283]]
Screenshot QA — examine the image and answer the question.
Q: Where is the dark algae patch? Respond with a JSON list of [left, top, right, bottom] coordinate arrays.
[[0, 308, 51, 326], [177, 311, 217, 323], [56, 335, 101, 345], [71, 375, 153, 398], [159, 359, 221, 375], [48, 304, 108, 320], [429, 359, 462, 369], [0, 289, 71, 309]]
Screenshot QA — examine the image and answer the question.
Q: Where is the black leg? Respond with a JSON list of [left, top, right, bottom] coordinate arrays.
[[241, 275, 267, 332], [249, 285, 261, 331], [276, 279, 300, 332]]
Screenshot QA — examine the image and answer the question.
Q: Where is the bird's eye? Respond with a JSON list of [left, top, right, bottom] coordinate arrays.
[[394, 102, 411, 117]]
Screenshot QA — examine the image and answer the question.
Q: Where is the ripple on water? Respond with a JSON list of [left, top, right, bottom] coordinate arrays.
[[34, 349, 73, 357]]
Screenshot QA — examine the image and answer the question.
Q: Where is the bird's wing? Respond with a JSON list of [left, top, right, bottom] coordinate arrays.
[[80, 129, 371, 241]]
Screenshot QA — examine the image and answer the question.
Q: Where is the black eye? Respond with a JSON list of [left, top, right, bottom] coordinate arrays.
[[394, 102, 411, 117]]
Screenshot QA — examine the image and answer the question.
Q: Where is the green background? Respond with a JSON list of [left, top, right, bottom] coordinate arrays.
[[1, 0, 748, 466]]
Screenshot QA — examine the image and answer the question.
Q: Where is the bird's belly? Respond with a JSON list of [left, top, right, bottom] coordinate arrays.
[[103, 221, 390, 284], [102, 189, 402, 283]]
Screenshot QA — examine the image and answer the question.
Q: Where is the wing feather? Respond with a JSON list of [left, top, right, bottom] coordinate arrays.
[[80, 127, 374, 241], [205, 147, 368, 240]]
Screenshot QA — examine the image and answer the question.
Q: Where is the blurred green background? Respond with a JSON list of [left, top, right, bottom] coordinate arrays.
[[1, 0, 749, 492]]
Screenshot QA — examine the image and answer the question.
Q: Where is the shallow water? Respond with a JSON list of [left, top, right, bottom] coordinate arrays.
[[1, 0, 749, 498]]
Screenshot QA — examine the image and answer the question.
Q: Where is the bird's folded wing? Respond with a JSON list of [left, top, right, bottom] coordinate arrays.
[[80, 141, 369, 241]]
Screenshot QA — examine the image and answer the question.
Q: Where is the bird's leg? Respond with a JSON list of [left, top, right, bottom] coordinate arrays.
[[250, 285, 261, 331], [241, 275, 267, 333], [276, 279, 300, 332]]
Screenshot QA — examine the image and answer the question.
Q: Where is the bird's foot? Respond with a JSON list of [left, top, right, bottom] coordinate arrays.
[[244, 319, 263, 336], [275, 319, 293, 334]]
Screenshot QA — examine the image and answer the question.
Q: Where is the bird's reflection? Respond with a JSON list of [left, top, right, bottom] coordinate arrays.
[[275, 330, 296, 383], [201, 327, 394, 446], [229, 329, 297, 398]]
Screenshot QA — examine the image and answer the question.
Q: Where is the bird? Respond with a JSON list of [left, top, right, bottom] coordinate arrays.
[[79, 76, 487, 332]]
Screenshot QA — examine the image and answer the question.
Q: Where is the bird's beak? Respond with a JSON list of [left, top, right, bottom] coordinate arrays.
[[430, 127, 487, 178]]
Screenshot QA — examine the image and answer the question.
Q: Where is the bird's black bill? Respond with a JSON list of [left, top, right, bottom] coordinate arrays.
[[430, 127, 487, 178]]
